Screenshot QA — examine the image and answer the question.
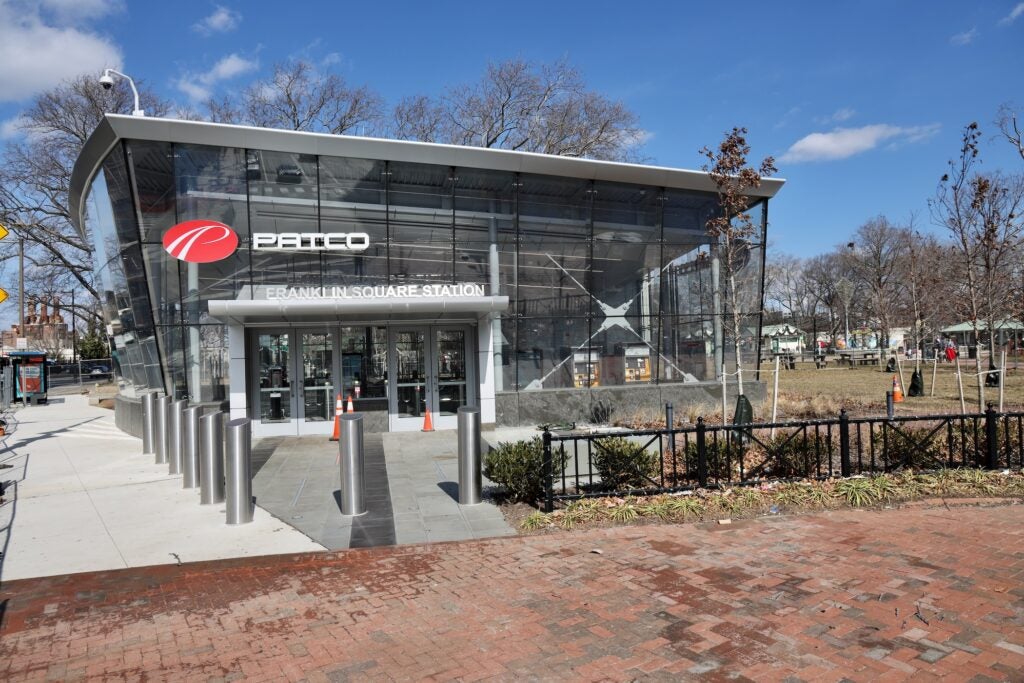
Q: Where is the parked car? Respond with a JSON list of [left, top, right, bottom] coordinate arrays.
[[89, 365, 110, 376], [276, 164, 303, 183]]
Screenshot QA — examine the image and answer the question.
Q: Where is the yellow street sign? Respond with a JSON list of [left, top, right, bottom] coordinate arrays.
[[0, 288, 8, 304], [0, 223, 8, 241]]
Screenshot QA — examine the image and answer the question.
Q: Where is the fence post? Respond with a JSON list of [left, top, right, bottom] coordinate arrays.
[[985, 402, 999, 470], [665, 403, 675, 481], [542, 429, 553, 513], [839, 409, 851, 477], [696, 417, 708, 489]]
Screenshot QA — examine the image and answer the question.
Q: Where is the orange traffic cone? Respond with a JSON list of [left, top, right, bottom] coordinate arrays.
[[329, 393, 343, 441], [347, 395, 355, 413], [421, 406, 434, 432], [892, 374, 904, 403]]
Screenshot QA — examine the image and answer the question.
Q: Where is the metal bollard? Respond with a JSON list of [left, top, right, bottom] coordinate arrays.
[[225, 418, 253, 524], [199, 411, 225, 505], [457, 406, 482, 505], [339, 413, 366, 515], [141, 391, 157, 456], [886, 391, 894, 420], [154, 394, 170, 465], [168, 399, 187, 475], [182, 406, 202, 489]]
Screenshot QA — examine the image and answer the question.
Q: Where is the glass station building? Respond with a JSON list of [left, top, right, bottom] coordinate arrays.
[[70, 115, 783, 437]]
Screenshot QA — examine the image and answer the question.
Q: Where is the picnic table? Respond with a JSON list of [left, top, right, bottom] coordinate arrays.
[[837, 350, 880, 366]]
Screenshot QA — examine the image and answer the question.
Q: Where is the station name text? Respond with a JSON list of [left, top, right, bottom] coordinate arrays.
[[265, 283, 487, 300]]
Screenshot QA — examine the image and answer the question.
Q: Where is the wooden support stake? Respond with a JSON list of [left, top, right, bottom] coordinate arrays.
[[954, 353, 965, 415], [770, 356, 780, 439], [930, 350, 938, 397]]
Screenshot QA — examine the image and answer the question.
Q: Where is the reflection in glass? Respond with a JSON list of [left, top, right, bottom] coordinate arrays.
[[258, 333, 290, 422], [340, 326, 387, 409], [301, 333, 333, 421], [395, 330, 426, 418], [436, 329, 467, 416]]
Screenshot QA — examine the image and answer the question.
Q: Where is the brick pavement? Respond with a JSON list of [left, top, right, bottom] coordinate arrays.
[[1, 503, 1023, 681]]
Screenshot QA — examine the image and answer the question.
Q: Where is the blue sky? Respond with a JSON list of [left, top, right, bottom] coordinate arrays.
[[1, 0, 1023, 259]]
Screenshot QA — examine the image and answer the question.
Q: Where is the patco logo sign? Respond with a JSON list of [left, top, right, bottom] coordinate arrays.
[[163, 220, 239, 263], [163, 221, 371, 263]]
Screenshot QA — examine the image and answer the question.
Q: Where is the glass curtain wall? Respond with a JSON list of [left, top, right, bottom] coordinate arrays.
[[86, 139, 764, 403]]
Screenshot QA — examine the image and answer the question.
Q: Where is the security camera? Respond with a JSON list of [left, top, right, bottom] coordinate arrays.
[[99, 74, 114, 90]]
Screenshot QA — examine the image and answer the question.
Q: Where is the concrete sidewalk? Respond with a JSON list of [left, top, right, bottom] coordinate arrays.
[[0, 395, 323, 582]]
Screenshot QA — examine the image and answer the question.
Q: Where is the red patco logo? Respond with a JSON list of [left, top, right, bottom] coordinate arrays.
[[163, 220, 239, 263]]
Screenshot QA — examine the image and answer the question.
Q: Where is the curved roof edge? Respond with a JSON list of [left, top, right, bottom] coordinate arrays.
[[70, 114, 786, 239]]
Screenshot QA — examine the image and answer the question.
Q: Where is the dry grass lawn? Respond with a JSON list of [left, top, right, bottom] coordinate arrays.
[[750, 356, 1024, 420]]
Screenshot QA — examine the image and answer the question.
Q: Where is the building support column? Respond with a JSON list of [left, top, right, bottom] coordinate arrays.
[[477, 318, 496, 425], [227, 323, 247, 421]]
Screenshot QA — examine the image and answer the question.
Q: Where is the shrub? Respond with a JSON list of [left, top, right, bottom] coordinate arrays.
[[592, 436, 658, 490], [483, 438, 568, 505], [746, 430, 835, 479], [662, 436, 739, 485], [871, 423, 946, 470]]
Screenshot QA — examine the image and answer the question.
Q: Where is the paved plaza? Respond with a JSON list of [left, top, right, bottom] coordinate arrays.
[[2, 503, 1024, 680], [0, 395, 323, 581], [252, 430, 515, 551]]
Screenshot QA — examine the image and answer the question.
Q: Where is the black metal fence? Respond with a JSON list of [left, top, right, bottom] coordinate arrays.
[[540, 405, 1024, 512]]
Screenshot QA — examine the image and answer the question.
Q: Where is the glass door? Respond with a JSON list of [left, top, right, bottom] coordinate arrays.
[[254, 330, 297, 436], [389, 325, 476, 431], [432, 327, 470, 429], [298, 331, 336, 434], [390, 328, 429, 430]]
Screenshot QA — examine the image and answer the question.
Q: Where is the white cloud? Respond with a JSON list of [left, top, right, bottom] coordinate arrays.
[[999, 2, 1024, 25], [950, 27, 979, 46], [37, 0, 123, 22], [831, 107, 855, 122], [813, 108, 857, 125], [0, 0, 122, 102], [193, 6, 240, 35], [0, 115, 27, 139], [780, 123, 941, 163], [176, 53, 258, 101]]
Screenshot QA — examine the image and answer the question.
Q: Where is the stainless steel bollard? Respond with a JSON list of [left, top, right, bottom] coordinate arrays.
[[141, 392, 157, 455], [199, 411, 225, 505], [457, 406, 482, 505], [182, 406, 201, 489], [225, 418, 253, 524], [168, 399, 187, 475], [154, 394, 170, 465], [339, 414, 366, 516]]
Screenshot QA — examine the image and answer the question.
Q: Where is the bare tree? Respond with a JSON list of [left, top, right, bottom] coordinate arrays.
[[0, 74, 170, 325], [997, 104, 1024, 162], [803, 252, 847, 346], [208, 60, 384, 135], [843, 216, 910, 351], [902, 224, 949, 359], [701, 127, 777, 395], [392, 59, 644, 161], [931, 122, 1024, 408]]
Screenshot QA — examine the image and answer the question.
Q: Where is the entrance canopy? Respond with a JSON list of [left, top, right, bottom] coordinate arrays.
[[208, 285, 509, 325]]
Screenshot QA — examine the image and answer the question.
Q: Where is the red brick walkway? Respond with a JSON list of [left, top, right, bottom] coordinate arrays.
[[2, 503, 1024, 681]]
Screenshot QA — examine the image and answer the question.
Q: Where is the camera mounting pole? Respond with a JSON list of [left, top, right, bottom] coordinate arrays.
[[100, 69, 145, 117]]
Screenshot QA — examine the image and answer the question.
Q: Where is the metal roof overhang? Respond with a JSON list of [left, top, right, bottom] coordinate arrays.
[[69, 114, 786, 240], [207, 295, 509, 326]]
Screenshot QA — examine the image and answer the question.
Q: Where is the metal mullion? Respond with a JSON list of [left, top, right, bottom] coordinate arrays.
[[513, 173, 521, 390], [754, 200, 769, 382], [656, 189, 665, 384]]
